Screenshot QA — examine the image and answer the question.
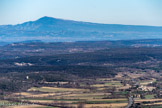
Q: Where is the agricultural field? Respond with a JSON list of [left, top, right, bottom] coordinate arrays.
[[3, 78, 130, 108], [0, 70, 161, 108], [1, 70, 162, 108]]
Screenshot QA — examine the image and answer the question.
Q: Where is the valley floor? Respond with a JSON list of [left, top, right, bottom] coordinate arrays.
[[1, 71, 162, 108]]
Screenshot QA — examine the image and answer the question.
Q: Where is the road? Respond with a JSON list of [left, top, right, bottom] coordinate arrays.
[[126, 96, 134, 108]]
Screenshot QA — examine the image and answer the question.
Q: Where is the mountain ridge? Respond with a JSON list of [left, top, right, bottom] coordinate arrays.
[[3, 16, 162, 27], [0, 16, 162, 42]]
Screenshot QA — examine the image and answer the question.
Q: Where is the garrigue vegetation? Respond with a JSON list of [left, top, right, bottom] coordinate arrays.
[[0, 40, 162, 107]]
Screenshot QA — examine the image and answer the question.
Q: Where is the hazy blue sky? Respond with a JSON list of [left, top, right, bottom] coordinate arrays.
[[0, 0, 162, 26]]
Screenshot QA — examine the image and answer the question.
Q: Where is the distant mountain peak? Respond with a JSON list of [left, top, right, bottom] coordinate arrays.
[[35, 16, 61, 24], [1, 16, 162, 43], [38, 16, 57, 20]]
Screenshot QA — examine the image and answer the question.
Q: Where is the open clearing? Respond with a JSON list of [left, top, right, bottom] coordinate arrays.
[[28, 87, 89, 93], [8, 105, 57, 108]]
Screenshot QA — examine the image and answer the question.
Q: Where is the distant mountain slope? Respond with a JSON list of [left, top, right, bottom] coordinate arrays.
[[0, 16, 162, 42]]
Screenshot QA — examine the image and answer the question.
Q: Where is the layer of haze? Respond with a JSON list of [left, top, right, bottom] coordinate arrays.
[[0, 0, 162, 26]]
